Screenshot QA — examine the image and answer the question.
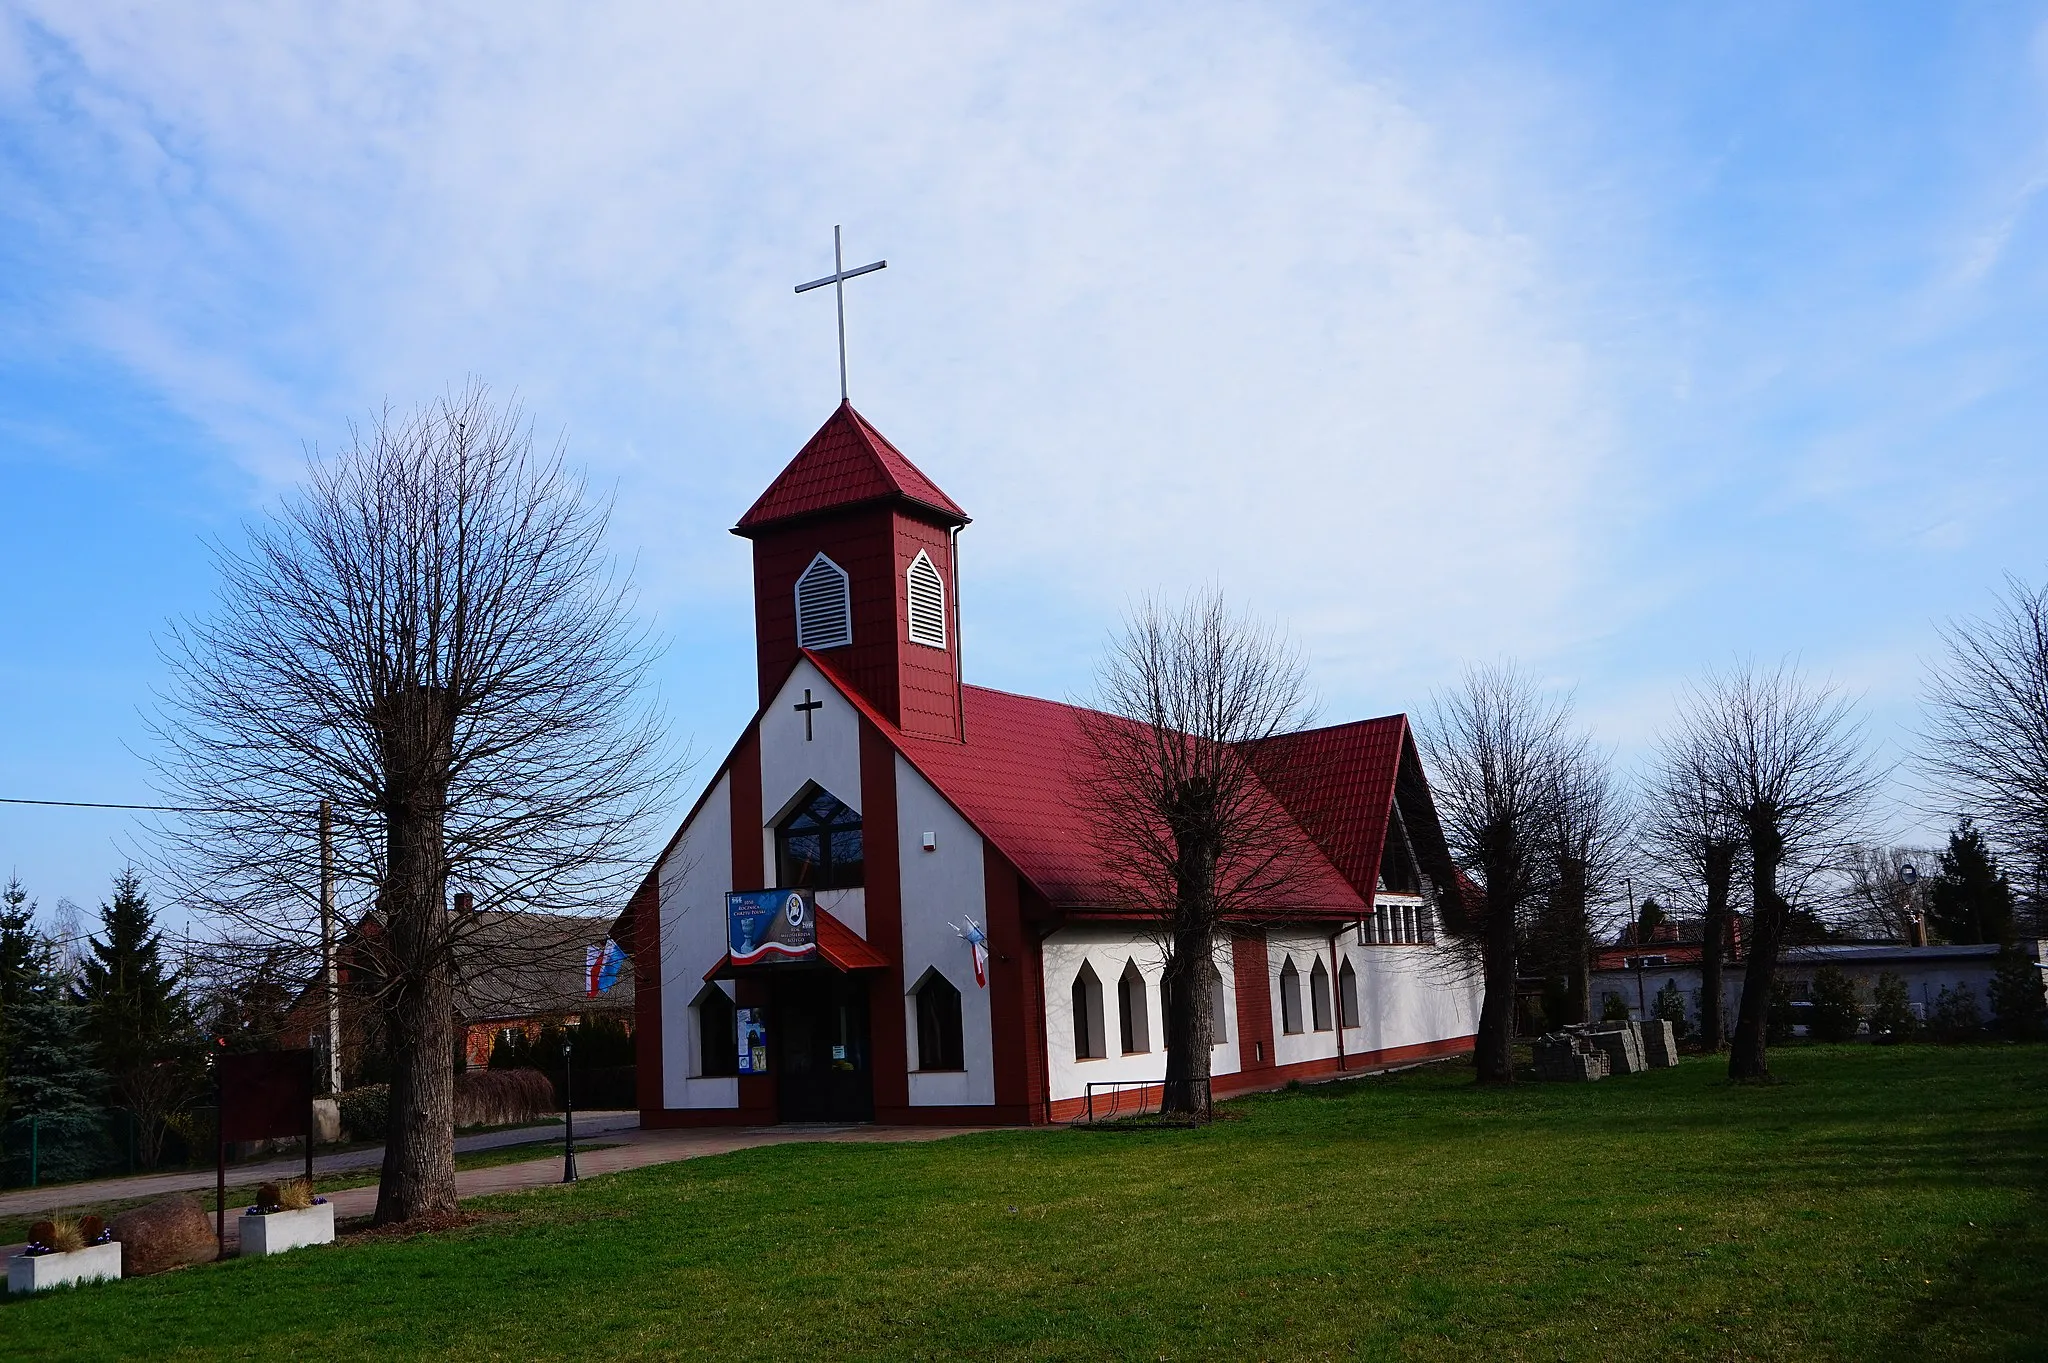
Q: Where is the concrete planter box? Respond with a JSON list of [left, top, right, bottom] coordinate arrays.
[[238, 1202, 335, 1257], [8, 1241, 122, 1293]]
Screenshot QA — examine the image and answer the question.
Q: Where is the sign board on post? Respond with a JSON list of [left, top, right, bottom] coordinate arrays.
[[726, 889, 816, 966], [215, 1048, 316, 1255]]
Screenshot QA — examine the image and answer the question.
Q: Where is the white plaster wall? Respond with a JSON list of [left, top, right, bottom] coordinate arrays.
[[1269, 927, 1478, 1069], [658, 772, 739, 1110], [1268, 930, 1344, 1069], [1040, 927, 1241, 1104], [758, 660, 864, 882], [896, 754, 995, 1106], [1342, 930, 1482, 1056]]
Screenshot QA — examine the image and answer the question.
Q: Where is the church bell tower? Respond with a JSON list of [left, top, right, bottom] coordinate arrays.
[[733, 402, 969, 741]]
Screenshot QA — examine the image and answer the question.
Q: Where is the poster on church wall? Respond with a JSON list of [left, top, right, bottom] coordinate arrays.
[[727, 889, 817, 966], [737, 1007, 768, 1074]]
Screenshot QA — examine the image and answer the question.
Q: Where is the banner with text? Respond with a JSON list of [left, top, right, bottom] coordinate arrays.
[[726, 888, 817, 966]]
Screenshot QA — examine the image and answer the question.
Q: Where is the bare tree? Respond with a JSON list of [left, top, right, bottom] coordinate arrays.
[[1684, 662, 1879, 1081], [1534, 742, 1631, 1027], [1077, 590, 1315, 1117], [1923, 574, 2048, 933], [1838, 844, 1932, 941], [1422, 663, 1576, 1084], [1641, 731, 1748, 1051], [151, 383, 677, 1222]]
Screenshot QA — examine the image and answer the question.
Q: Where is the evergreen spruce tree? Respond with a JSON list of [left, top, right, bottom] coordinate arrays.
[[1926, 818, 2016, 945], [0, 876, 41, 1127], [3, 946, 109, 1184], [73, 871, 199, 1167]]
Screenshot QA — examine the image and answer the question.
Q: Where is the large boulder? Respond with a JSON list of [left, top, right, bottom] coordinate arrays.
[[111, 1194, 218, 1276]]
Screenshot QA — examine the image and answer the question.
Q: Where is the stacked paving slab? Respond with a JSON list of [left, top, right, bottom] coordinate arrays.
[[1638, 1019, 1680, 1069], [1533, 1021, 1680, 1081], [1532, 1031, 1610, 1081]]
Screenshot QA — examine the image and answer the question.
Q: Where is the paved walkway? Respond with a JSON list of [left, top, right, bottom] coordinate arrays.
[[0, 1112, 642, 1222], [6, 1119, 994, 1254]]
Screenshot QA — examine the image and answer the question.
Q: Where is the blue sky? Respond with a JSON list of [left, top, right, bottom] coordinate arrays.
[[3, 2, 2046, 919]]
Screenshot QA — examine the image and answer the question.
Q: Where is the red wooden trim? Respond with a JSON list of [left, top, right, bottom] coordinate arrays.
[[861, 717, 910, 1113], [731, 727, 763, 891], [629, 873, 664, 1114], [984, 849, 1031, 1111], [1232, 931, 1275, 1071]]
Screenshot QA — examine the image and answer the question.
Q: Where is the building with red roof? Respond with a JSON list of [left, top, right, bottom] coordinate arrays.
[[621, 402, 1479, 1126]]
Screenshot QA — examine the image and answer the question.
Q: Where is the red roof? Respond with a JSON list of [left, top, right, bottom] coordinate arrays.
[[803, 653, 1370, 917], [1245, 717, 1407, 903], [734, 403, 968, 534]]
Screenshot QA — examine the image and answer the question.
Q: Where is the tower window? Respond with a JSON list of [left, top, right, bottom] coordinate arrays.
[[905, 549, 947, 649], [795, 553, 852, 649], [776, 787, 864, 889], [913, 969, 964, 1071]]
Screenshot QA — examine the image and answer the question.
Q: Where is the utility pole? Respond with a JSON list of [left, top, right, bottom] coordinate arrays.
[[320, 800, 342, 1094]]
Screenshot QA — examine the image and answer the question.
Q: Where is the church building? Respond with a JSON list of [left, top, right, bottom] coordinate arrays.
[[620, 402, 1480, 1126]]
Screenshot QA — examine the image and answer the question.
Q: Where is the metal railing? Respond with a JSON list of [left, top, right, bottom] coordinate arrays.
[[1079, 1077, 1212, 1123]]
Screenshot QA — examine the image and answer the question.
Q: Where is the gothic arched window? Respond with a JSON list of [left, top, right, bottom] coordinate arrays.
[[1279, 958, 1303, 1035], [776, 787, 864, 889], [913, 969, 964, 1071]]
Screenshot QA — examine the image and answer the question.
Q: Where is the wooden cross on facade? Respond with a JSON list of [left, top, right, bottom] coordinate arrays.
[[794, 225, 886, 403], [794, 688, 824, 741]]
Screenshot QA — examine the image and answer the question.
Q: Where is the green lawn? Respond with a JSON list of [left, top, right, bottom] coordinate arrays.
[[2, 1044, 2042, 1361]]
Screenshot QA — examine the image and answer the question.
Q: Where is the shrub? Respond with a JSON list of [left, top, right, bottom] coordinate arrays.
[[1767, 977, 1798, 1043], [1989, 945, 2047, 1041], [1651, 980, 1691, 1040], [1870, 971, 1916, 1040], [455, 1067, 557, 1129], [1809, 966, 1863, 1043], [278, 1176, 315, 1210], [338, 1084, 389, 1141], [1600, 991, 1631, 1022], [1930, 984, 1984, 1043]]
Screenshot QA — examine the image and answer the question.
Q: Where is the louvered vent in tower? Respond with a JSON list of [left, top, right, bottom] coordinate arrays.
[[905, 550, 947, 649], [794, 553, 852, 649]]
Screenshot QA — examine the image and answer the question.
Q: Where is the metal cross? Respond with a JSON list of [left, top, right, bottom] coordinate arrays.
[[794, 688, 824, 741], [795, 225, 886, 403]]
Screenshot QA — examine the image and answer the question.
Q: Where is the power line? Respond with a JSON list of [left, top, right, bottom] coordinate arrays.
[[0, 796, 305, 815]]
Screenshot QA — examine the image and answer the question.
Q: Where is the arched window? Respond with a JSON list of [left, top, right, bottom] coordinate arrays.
[[1117, 960, 1150, 1054], [776, 787, 864, 889], [1279, 957, 1303, 1034], [905, 550, 947, 649], [913, 969, 964, 1071], [1210, 964, 1229, 1044], [1072, 962, 1106, 1060], [794, 553, 853, 649], [1310, 958, 1333, 1032], [693, 984, 736, 1078], [1338, 958, 1359, 1029]]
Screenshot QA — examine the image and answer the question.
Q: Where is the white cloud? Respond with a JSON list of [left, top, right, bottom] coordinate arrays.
[[7, 1, 1619, 711]]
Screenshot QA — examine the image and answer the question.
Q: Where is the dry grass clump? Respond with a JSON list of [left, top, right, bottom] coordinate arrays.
[[278, 1177, 316, 1211], [455, 1067, 557, 1128], [30, 1217, 89, 1252]]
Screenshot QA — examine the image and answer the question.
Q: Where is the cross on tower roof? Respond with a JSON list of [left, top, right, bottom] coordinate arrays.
[[794, 225, 886, 404]]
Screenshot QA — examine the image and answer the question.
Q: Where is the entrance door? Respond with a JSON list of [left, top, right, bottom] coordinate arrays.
[[772, 972, 874, 1122]]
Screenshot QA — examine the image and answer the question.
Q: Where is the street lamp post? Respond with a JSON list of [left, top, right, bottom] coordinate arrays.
[[560, 1031, 578, 1183]]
